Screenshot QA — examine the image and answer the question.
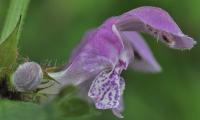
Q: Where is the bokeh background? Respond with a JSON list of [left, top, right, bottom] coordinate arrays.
[[0, 0, 200, 120]]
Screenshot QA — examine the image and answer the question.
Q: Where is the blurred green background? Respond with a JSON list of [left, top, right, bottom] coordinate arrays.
[[0, 0, 200, 120]]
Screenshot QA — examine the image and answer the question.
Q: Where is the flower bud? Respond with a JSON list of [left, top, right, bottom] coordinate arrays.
[[13, 62, 43, 92]]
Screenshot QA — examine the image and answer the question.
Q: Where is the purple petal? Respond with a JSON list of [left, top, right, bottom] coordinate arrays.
[[122, 31, 161, 72], [68, 29, 96, 64], [112, 96, 124, 118], [112, 25, 135, 70], [88, 70, 122, 109], [112, 77, 125, 118], [115, 6, 196, 49], [49, 18, 124, 85]]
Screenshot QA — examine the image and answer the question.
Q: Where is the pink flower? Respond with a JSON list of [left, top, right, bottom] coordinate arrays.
[[48, 6, 195, 118]]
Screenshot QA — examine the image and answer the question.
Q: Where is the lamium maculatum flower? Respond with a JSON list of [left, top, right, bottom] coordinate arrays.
[[48, 6, 196, 118], [13, 62, 43, 92]]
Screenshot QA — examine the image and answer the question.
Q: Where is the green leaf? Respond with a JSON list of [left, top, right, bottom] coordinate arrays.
[[0, 0, 30, 73], [0, 19, 20, 69], [55, 97, 92, 118], [0, 100, 46, 120], [57, 85, 77, 99], [46, 85, 97, 118], [0, 0, 30, 41]]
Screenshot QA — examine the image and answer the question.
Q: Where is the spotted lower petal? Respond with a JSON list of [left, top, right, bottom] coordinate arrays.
[[112, 96, 124, 118], [88, 70, 122, 109], [111, 77, 125, 118]]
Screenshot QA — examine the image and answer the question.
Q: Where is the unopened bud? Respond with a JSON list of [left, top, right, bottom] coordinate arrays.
[[13, 62, 43, 92]]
